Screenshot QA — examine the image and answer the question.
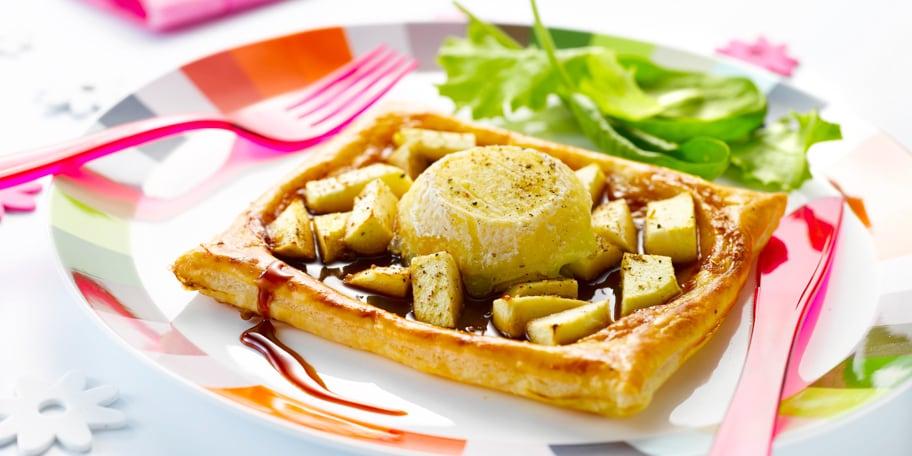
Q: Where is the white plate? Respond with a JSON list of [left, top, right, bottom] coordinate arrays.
[[49, 21, 912, 455]]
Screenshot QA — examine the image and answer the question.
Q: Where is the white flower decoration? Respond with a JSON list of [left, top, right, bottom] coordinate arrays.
[[0, 371, 126, 455]]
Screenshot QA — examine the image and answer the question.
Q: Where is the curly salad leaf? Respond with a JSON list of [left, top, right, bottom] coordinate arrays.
[[436, 0, 842, 190], [437, 28, 661, 121]]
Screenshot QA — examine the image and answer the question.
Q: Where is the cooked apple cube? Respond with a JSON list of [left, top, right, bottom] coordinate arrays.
[[393, 127, 476, 160], [305, 163, 412, 214], [492, 295, 588, 338], [575, 163, 606, 206], [643, 192, 698, 263], [620, 253, 681, 316], [386, 142, 429, 179], [410, 252, 464, 328], [313, 211, 350, 263], [564, 237, 624, 282], [592, 198, 638, 253], [267, 198, 316, 260], [505, 278, 578, 299], [343, 180, 399, 255], [527, 299, 613, 346], [344, 264, 410, 298]]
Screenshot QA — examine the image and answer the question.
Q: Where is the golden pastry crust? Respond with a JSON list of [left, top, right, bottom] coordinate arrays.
[[172, 103, 787, 417]]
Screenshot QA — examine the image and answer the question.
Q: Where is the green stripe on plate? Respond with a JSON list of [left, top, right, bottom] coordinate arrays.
[[532, 27, 594, 48], [858, 324, 912, 358], [49, 188, 131, 255], [779, 387, 887, 418], [52, 227, 141, 287], [843, 354, 912, 389], [590, 34, 656, 57]]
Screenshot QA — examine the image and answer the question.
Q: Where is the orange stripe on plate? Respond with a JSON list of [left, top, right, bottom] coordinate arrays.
[[209, 385, 465, 454], [825, 133, 912, 259], [230, 27, 354, 100], [181, 51, 262, 113]]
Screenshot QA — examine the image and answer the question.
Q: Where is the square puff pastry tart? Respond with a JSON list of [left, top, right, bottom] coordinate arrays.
[[171, 103, 787, 417]]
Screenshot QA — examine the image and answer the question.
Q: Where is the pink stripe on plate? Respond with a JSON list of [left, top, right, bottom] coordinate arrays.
[[825, 133, 912, 260]]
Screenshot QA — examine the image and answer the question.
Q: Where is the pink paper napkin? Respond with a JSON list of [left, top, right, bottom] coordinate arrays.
[[82, 0, 280, 32]]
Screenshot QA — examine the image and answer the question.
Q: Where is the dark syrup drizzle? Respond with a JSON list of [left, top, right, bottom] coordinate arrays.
[[242, 260, 406, 416], [300, 254, 627, 330]]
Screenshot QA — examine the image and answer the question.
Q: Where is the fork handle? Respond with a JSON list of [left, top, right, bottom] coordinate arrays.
[[0, 113, 235, 190], [709, 307, 801, 456]]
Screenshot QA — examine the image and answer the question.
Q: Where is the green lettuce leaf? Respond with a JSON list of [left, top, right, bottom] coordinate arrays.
[[572, 50, 663, 120], [566, 93, 730, 180], [729, 110, 842, 191], [617, 55, 767, 142]]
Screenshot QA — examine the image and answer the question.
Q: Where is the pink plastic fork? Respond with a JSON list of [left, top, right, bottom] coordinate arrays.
[[710, 197, 844, 456], [0, 45, 417, 190]]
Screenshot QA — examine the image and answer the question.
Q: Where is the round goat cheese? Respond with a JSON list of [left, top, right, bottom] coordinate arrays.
[[393, 145, 597, 296]]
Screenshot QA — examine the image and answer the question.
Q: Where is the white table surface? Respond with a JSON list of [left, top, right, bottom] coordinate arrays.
[[1, 0, 910, 455]]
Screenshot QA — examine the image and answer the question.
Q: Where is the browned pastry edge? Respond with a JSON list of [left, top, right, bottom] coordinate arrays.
[[171, 103, 787, 417]]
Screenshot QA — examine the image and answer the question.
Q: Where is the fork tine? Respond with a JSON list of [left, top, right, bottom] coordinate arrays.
[[292, 56, 418, 140], [292, 46, 400, 116], [298, 55, 418, 127], [283, 44, 391, 111]]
